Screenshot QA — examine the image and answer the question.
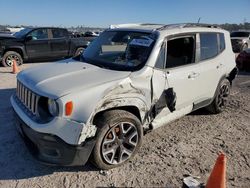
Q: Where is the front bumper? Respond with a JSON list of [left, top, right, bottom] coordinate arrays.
[[11, 95, 84, 145], [14, 112, 96, 166]]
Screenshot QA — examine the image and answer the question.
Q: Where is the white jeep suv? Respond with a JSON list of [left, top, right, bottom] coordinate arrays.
[[11, 23, 237, 169]]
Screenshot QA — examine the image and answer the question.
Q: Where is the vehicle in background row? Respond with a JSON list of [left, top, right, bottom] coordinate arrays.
[[6, 26, 25, 34], [230, 30, 250, 53], [236, 48, 250, 71], [0, 27, 93, 67], [84, 31, 100, 37], [70, 31, 97, 45], [11, 23, 237, 169]]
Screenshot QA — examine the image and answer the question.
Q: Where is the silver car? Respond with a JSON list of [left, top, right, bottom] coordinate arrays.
[[11, 23, 237, 169], [231, 30, 250, 52]]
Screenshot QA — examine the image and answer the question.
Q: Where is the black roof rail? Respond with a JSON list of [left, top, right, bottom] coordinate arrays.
[[157, 23, 220, 30]]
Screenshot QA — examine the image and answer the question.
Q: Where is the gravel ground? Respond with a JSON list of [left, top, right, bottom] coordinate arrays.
[[0, 63, 249, 188]]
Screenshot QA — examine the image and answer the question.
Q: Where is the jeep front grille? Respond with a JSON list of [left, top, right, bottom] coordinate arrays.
[[16, 80, 39, 115]]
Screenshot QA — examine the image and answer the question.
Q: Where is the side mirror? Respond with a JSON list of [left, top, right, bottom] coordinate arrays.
[[25, 36, 33, 41]]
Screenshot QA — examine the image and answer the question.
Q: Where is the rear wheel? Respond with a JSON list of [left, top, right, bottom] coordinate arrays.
[[206, 79, 231, 114], [92, 110, 143, 169], [2, 51, 23, 67], [236, 60, 244, 70], [74, 47, 85, 57]]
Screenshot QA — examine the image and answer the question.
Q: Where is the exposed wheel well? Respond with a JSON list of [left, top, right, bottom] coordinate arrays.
[[4, 48, 24, 58], [92, 106, 142, 125]]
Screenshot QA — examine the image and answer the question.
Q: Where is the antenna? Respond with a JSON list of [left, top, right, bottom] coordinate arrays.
[[197, 17, 201, 23]]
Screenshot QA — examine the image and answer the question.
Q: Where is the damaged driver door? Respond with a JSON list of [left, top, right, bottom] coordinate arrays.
[[150, 42, 173, 120], [165, 34, 200, 109]]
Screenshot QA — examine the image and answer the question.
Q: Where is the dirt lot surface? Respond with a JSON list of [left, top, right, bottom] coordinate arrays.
[[0, 63, 249, 188]]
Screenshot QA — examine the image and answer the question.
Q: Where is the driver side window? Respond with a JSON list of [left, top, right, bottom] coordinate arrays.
[[27, 29, 48, 40], [166, 35, 196, 68]]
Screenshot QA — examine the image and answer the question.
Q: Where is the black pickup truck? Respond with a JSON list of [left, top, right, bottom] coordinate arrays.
[[0, 27, 95, 67]]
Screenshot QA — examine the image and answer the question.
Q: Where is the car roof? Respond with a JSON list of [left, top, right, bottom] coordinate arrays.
[[109, 23, 227, 36], [24, 27, 67, 30], [110, 23, 165, 30]]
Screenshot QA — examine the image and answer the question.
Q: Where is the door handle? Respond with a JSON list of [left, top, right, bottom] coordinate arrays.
[[188, 72, 200, 79]]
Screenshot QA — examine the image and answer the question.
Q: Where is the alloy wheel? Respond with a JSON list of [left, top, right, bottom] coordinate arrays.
[[6, 54, 21, 66], [101, 122, 138, 165], [217, 84, 230, 109]]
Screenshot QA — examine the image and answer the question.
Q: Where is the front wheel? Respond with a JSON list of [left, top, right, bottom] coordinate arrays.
[[2, 51, 23, 67], [92, 110, 143, 169], [206, 79, 231, 114]]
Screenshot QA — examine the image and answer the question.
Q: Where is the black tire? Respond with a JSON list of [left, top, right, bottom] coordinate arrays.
[[241, 43, 248, 52], [245, 63, 250, 72], [1, 51, 23, 67], [92, 110, 143, 170], [236, 60, 244, 71], [206, 79, 231, 114], [74, 47, 84, 57]]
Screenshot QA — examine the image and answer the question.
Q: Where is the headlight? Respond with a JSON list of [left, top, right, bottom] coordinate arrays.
[[48, 99, 59, 116]]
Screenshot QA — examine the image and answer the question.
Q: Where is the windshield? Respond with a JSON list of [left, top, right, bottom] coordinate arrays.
[[13, 28, 32, 38], [230, 32, 250, 38], [80, 30, 156, 71]]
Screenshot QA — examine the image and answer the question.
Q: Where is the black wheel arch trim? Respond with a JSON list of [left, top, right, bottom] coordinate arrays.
[[227, 67, 238, 84], [3, 46, 27, 60]]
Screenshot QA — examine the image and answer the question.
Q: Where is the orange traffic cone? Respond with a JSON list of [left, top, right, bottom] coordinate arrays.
[[12, 59, 19, 74], [206, 153, 227, 188]]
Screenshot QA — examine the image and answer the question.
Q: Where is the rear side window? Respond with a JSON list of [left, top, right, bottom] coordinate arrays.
[[200, 33, 218, 61], [52, 29, 68, 38], [219, 33, 225, 52], [230, 32, 250, 38]]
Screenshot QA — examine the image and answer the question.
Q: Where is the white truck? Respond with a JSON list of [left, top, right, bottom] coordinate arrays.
[[11, 23, 237, 169]]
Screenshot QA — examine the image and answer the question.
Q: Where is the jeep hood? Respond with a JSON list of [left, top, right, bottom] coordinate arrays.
[[17, 59, 131, 99]]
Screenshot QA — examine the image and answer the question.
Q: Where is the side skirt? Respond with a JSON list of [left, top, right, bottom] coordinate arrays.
[[150, 105, 193, 130], [192, 98, 213, 112]]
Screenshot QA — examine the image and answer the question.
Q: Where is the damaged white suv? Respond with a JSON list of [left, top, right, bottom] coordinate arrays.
[[11, 23, 237, 169]]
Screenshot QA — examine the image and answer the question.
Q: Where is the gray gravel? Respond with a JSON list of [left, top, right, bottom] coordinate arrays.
[[0, 63, 249, 188]]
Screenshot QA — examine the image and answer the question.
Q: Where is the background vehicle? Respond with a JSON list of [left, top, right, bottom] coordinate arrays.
[[11, 23, 237, 169], [70, 31, 97, 46], [0, 25, 11, 34], [230, 30, 250, 52], [0, 27, 92, 67], [84, 31, 100, 37], [236, 48, 250, 71]]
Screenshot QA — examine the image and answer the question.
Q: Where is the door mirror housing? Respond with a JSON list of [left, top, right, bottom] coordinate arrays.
[[25, 36, 33, 41]]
